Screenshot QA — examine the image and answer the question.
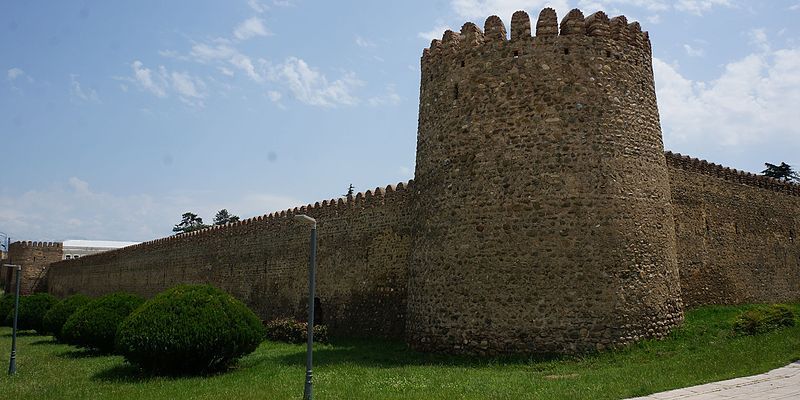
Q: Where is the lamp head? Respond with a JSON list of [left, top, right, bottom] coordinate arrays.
[[293, 214, 317, 228]]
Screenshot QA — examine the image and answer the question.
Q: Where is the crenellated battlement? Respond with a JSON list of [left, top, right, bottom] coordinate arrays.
[[66, 180, 415, 262], [10, 241, 63, 249], [422, 8, 650, 62], [665, 151, 800, 196]]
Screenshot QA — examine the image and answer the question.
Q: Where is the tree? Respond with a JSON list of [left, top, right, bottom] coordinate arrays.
[[213, 209, 240, 226], [344, 184, 355, 197], [172, 212, 209, 234], [762, 162, 799, 183]]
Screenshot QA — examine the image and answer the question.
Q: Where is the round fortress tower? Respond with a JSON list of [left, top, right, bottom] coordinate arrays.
[[407, 8, 683, 354]]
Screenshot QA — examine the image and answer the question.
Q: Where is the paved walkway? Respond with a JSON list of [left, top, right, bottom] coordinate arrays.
[[628, 361, 800, 399]]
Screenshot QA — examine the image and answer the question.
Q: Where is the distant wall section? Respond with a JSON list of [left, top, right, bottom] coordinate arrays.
[[667, 152, 800, 306], [48, 183, 413, 339]]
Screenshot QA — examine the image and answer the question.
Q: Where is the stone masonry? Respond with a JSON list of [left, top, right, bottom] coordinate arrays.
[[26, 8, 800, 356], [407, 8, 683, 355], [5, 241, 62, 295]]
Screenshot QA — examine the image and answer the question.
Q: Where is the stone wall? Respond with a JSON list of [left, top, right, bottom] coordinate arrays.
[[48, 183, 413, 339], [666, 152, 800, 306], [407, 8, 683, 356], [7, 241, 63, 294]]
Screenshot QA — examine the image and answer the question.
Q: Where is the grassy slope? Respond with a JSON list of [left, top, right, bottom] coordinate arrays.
[[1, 304, 799, 400]]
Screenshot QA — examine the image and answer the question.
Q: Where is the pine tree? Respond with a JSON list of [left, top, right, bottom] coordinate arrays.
[[344, 184, 355, 197], [172, 212, 209, 234], [762, 162, 799, 183], [213, 209, 240, 225]]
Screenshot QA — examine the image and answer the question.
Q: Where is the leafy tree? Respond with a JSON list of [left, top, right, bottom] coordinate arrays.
[[213, 209, 240, 226], [762, 162, 799, 183], [344, 184, 355, 197], [172, 212, 209, 234]]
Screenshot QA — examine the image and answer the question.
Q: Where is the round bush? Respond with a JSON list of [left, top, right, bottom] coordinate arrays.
[[0, 294, 14, 327], [264, 317, 329, 344], [62, 292, 144, 353], [42, 294, 92, 340], [116, 284, 265, 375], [733, 304, 796, 336], [14, 293, 59, 332]]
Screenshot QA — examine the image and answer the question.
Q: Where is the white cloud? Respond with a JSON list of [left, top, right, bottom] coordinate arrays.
[[578, 0, 668, 13], [230, 53, 264, 82], [248, 0, 268, 13], [69, 74, 100, 103], [673, 0, 731, 15], [158, 49, 182, 59], [446, 0, 729, 23], [271, 57, 363, 107], [683, 44, 704, 57], [189, 41, 264, 82], [0, 178, 303, 242], [418, 24, 453, 41], [170, 71, 206, 106], [267, 90, 283, 102], [355, 35, 376, 48], [189, 41, 236, 61], [127, 61, 206, 106], [368, 84, 402, 106], [654, 39, 800, 169], [131, 60, 168, 97], [748, 28, 770, 52], [233, 17, 271, 40], [449, 0, 570, 20], [7, 67, 24, 80], [218, 66, 235, 77]]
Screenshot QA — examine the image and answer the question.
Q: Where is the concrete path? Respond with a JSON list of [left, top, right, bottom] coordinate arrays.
[[627, 361, 800, 399]]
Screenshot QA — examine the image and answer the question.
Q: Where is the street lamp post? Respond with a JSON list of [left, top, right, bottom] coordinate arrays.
[[293, 214, 317, 400], [0, 233, 9, 293], [4, 264, 21, 376]]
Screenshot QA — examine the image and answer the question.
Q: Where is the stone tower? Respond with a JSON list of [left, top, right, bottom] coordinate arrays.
[[5, 241, 63, 295], [407, 8, 684, 354]]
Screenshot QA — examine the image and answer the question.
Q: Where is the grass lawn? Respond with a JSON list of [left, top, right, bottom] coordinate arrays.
[[1, 304, 799, 400]]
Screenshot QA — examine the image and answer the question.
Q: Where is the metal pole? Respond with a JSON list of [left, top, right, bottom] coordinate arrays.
[[303, 225, 317, 400], [5, 237, 10, 294], [6, 264, 21, 375]]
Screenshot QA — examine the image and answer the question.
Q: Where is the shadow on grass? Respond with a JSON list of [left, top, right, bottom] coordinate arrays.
[[92, 361, 251, 383], [1, 331, 41, 337], [92, 364, 156, 383], [29, 338, 59, 346], [273, 339, 568, 369], [57, 348, 105, 359]]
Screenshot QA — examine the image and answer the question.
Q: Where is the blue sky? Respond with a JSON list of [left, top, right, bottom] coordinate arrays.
[[1, 0, 799, 242]]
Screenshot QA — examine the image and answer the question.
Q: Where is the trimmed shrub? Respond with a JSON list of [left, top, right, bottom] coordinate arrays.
[[14, 293, 59, 332], [264, 317, 329, 344], [0, 294, 14, 327], [62, 292, 144, 353], [42, 294, 92, 340], [733, 305, 796, 336], [116, 284, 265, 375]]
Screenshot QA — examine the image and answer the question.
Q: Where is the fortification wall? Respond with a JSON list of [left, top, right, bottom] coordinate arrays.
[[408, 8, 682, 356], [48, 183, 413, 339], [666, 152, 800, 306], [7, 241, 63, 294]]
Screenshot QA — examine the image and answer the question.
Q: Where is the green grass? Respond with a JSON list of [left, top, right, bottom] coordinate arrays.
[[1, 304, 799, 400]]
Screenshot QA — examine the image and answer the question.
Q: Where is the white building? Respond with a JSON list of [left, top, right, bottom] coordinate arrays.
[[62, 240, 140, 260]]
